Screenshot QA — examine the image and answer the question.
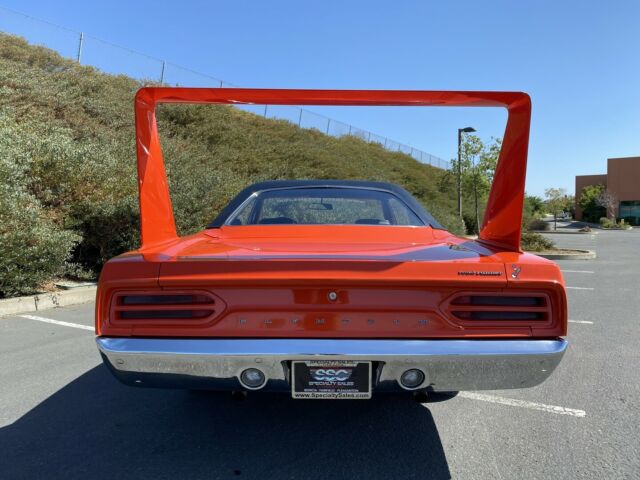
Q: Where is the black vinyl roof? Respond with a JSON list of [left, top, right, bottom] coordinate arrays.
[[207, 180, 444, 229]]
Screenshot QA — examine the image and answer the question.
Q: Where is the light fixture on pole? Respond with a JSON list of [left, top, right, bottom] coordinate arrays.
[[457, 126, 476, 218]]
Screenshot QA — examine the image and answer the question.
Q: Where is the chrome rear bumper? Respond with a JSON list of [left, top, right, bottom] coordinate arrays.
[[96, 337, 567, 393]]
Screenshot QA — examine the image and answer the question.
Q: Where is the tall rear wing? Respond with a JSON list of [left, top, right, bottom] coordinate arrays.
[[134, 88, 531, 251]]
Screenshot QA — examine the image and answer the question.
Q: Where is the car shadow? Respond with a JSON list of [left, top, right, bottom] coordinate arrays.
[[0, 365, 451, 480]]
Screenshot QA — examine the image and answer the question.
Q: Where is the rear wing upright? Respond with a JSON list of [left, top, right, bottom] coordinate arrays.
[[134, 88, 531, 251]]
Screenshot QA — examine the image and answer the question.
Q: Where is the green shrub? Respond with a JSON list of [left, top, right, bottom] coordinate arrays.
[[599, 217, 613, 228], [0, 113, 79, 296], [521, 232, 554, 252], [0, 204, 79, 297], [527, 219, 550, 231], [461, 213, 478, 235]]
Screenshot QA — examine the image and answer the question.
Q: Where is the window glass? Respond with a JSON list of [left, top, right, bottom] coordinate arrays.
[[227, 188, 424, 226], [389, 197, 423, 225], [619, 200, 640, 225]]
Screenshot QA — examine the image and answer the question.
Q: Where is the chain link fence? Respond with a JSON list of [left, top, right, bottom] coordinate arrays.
[[0, 6, 449, 170]]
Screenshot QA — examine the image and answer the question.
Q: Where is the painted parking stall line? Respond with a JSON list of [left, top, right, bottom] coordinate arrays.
[[19, 314, 93, 331], [566, 286, 595, 291], [457, 392, 586, 418], [561, 270, 594, 274], [569, 320, 594, 325]]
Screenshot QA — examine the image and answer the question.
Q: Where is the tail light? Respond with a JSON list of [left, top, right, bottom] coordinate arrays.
[[110, 291, 224, 325], [445, 292, 552, 323]]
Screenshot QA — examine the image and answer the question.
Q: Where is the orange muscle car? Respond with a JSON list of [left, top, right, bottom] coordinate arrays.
[[96, 88, 567, 399]]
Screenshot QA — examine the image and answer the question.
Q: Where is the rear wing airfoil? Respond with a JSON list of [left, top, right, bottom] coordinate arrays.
[[134, 88, 531, 251]]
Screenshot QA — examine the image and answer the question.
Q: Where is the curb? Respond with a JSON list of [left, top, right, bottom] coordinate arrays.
[[0, 286, 96, 316], [529, 250, 597, 260]]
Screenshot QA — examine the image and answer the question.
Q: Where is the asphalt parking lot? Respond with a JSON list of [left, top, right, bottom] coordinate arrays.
[[1, 229, 638, 479]]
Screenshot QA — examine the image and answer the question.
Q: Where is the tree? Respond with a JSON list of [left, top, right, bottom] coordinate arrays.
[[448, 135, 501, 234], [578, 184, 606, 223], [544, 187, 572, 230], [596, 190, 617, 221], [525, 195, 545, 215]]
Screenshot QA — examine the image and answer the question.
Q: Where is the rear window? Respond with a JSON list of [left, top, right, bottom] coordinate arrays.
[[226, 188, 424, 226]]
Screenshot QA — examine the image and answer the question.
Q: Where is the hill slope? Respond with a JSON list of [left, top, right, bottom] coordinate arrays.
[[0, 33, 462, 296]]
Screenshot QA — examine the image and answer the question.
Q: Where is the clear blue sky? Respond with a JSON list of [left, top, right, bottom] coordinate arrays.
[[1, 0, 638, 197]]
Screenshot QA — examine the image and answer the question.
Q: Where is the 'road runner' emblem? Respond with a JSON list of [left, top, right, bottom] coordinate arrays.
[[511, 265, 522, 279]]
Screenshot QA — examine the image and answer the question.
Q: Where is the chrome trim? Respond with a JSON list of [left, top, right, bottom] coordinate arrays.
[[97, 337, 567, 393]]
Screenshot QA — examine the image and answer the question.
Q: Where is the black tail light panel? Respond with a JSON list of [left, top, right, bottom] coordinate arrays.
[[110, 290, 225, 326], [443, 291, 553, 327]]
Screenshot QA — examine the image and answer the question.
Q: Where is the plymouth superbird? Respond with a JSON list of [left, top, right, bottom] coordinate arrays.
[[96, 88, 567, 399]]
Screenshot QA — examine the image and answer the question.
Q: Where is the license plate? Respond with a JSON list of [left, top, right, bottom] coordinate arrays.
[[291, 360, 372, 399]]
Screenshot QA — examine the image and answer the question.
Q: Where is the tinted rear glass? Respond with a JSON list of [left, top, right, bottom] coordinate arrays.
[[226, 188, 424, 226]]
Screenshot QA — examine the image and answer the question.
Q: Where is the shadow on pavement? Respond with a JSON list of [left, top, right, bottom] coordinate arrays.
[[0, 365, 450, 480]]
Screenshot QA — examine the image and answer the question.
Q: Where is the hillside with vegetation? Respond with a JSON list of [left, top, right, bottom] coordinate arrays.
[[0, 33, 465, 297]]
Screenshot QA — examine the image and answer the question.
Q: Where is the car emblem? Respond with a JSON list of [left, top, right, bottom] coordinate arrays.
[[310, 368, 352, 382], [511, 264, 521, 279]]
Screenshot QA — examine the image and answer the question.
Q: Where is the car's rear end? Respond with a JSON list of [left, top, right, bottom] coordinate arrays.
[[95, 226, 567, 398], [95, 87, 567, 399]]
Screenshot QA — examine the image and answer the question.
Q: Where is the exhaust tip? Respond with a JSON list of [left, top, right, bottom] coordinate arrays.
[[239, 368, 266, 390], [399, 369, 426, 390]]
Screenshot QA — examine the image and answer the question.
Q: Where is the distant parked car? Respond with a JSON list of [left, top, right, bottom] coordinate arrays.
[[95, 87, 568, 400]]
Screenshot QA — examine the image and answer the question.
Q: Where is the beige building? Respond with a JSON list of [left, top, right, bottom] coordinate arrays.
[[575, 156, 640, 225]]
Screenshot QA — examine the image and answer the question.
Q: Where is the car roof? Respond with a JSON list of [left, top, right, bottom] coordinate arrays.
[[207, 180, 444, 229]]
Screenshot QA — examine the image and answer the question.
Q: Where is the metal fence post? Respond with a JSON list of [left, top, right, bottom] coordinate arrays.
[[159, 61, 165, 84], [263, 105, 268, 117], [76, 32, 84, 63], [326, 118, 331, 134], [298, 109, 303, 126]]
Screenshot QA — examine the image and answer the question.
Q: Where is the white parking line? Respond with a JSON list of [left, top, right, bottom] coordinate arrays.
[[458, 392, 586, 418], [566, 286, 594, 290], [19, 314, 93, 331], [569, 320, 594, 325], [562, 270, 594, 274]]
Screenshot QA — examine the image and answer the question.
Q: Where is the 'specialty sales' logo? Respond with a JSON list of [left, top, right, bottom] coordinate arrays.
[[310, 368, 352, 382]]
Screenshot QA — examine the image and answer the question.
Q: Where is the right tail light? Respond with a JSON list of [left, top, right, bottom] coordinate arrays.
[[445, 292, 552, 324]]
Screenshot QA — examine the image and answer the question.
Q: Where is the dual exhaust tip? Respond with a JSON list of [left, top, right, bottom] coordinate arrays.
[[237, 367, 427, 391]]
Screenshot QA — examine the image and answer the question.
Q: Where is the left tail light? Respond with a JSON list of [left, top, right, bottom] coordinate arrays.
[[110, 290, 224, 325]]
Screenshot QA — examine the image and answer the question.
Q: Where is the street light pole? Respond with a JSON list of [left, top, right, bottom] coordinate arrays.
[[473, 155, 480, 234], [457, 126, 476, 219]]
